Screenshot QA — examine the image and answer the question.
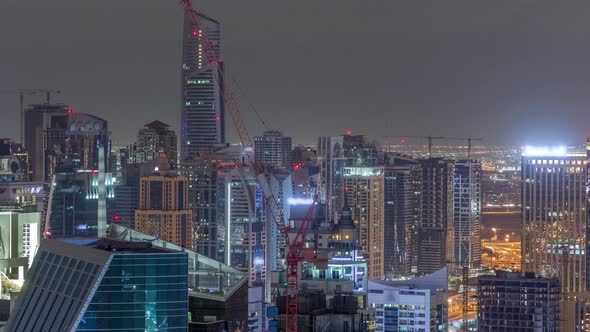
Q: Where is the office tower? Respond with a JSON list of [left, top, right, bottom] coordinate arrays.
[[254, 130, 292, 169], [452, 160, 482, 270], [113, 163, 140, 229], [6, 238, 188, 331], [477, 271, 560, 331], [418, 158, 455, 275], [46, 170, 115, 238], [181, 145, 239, 260], [343, 166, 385, 280], [383, 154, 421, 278], [24, 104, 110, 182], [521, 147, 589, 330], [368, 267, 448, 332], [181, 11, 224, 160], [217, 166, 260, 272], [318, 134, 378, 220], [131, 120, 178, 169], [135, 159, 193, 249]]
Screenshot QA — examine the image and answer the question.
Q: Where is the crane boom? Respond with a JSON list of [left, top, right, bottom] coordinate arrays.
[[178, 2, 320, 331]]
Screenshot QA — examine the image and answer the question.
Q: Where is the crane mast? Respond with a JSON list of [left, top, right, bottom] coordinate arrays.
[[178, 2, 321, 331]]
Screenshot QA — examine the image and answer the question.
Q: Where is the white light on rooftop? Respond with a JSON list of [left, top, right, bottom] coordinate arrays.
[[522, 145, 567, 157]]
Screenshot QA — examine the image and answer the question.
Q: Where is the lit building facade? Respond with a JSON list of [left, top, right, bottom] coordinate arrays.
[[46, 170, 115, 238], [368, 267, 448, 332], [24, 104, 110, 182], [254, 130, 292, 169], [383, 154, 422, 278], [317, 134, 378, 221], [453, 160, 482, 270], [130, 120, 177, 169], [135, 166, 193, 249], [180, 146, 238, 260], [343, 166, 385, 280], [181, 12, 224, 160], [521, 147, 590, 330], [418, 158, 455, 275], [478, 271, 560, 332]]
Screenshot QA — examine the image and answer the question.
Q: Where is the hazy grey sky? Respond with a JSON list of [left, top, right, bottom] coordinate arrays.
[[2, 1, 590, 146]]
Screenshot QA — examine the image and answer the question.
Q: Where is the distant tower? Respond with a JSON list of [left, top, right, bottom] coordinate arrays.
[[132, 120, 177, 169], [343, 166, 385, 280], [453, 160, 482, 270], [254, 130, 292, 169], [417, 158, 455, 275], [181, 11, 224, 160]]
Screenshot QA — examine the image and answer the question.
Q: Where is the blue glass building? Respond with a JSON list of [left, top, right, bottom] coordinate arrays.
[[6, 238, 188, 332]]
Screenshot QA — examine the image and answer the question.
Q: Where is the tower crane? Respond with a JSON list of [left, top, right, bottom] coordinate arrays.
[[384, 136, 483, 158], [443, 137, 483, 159], [178, 2, 324, 332], [384, 135, 444, 157]]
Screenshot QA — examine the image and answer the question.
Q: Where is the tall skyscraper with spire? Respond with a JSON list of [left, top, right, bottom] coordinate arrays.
[[181, 11, 225, 160]]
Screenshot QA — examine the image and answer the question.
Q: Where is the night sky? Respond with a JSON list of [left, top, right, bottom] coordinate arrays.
[[2, 1, 590, 146]]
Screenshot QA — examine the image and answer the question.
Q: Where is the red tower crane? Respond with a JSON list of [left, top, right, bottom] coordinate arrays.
[[179, 2, 323, 331]]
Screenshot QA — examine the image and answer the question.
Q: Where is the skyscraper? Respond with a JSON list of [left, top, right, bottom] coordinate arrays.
[[254, 130, 292, 169], [418, 158, 455, 275], [477, 271, 560, 331], [317, 134, 378, 220], [24, 104, 110, 182], [521, 146, 589, 330], [343, 166, 385, 280], [130, 120, 178, 169], [181, 145, 239, 260], [181, 11, 224, 160], [383, 154, 421, 278], [135, 159, 193, 249], [453, 160, 482, 270]]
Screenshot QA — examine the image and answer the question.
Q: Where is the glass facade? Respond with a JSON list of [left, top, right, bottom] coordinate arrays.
[[77, 252, 188, 331]]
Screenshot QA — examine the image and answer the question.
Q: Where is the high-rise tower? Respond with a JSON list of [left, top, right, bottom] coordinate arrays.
[[181, 11, 224, 160]]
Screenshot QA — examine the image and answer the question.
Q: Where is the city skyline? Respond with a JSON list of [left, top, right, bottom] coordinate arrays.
[[3, 1, 590, 146]]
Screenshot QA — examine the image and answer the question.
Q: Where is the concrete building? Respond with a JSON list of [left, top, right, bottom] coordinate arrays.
[[453, 160, 482, 270], [343, 166, 385, 280], [477, 271, 560, 331], [6, 238, 189, 331], [24, 104, 110, 182], [130, 120, 178, 169], [181, 12, 224, 159], [417, 158, 455, 275], [254, 130, 292, 169], [368, 267, 448, 332]]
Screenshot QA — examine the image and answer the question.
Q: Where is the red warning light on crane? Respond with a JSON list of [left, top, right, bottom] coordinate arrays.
[[67, 108, 73, 114], [400, 138, 406, 144], [192, 31, 197, 36], [112, 215, 121, 221], [346, 129, 352, 136], [216, 116, 220, 121], [293, 163, 302, 170]]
